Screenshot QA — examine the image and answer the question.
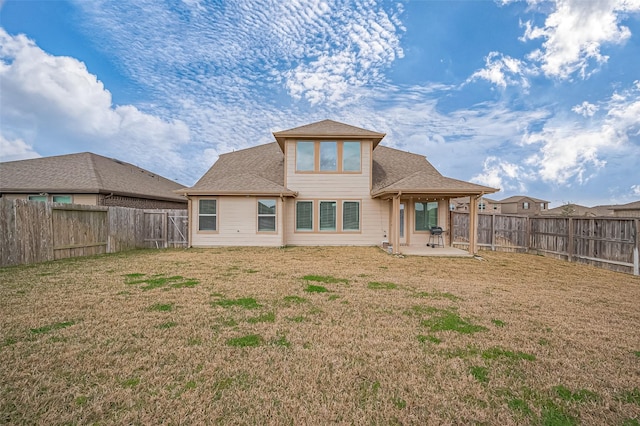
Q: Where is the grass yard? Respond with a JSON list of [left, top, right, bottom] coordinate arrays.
[[1, 247, 639, 425]]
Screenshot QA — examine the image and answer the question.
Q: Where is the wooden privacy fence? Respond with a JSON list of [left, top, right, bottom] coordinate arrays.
[[0, 198, 187, 267], [452, 212, 640, 275]]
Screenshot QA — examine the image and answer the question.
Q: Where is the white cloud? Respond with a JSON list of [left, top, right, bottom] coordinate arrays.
[[468, 51, 532, 89], [471, 156, 528, 192], [523, 82, 640, 184], [73, 0, 404, 106], [572, 101, 599, 117], [521, 0, 640, 79], [631, 184, 640, 196], [0, 134, 40, 162], [0, 29, 190, 181]]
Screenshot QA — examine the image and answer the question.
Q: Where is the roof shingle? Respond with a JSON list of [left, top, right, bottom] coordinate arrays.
[[181, 142, 295, 195], [0, 152, 186, 202], [273, 119, 385, 151]]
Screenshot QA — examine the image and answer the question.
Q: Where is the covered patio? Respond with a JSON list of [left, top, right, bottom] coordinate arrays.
[[373, 189, 498, 256]]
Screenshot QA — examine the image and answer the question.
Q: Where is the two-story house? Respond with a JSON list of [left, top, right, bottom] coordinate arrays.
[[179, 120, 498, 254], [496, 196, 550, 215]]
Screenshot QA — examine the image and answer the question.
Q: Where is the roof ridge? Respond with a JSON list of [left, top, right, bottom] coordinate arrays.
[[86, 153, 104, 189]]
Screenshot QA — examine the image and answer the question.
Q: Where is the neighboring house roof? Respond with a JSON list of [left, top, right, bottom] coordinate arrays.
[[541, 204, 599, 216], [0, 152, 186, 202], [370, 146, 497, 197], [179, 142, 296, 196], [181, 142, 498, 198], [610, 200, 640, 211], [273, 119, 386, 151], [451, 196, 499, 204], [496, 195, 550, 204]]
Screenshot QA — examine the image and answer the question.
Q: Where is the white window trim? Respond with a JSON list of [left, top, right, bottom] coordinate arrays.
[[198, 198, 218, 233], [257, 199, 277, 233]]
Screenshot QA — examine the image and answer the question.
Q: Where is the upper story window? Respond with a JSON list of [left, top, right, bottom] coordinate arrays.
[[296, 141, 315, 171], [320, 142, 337, 171], [342, 142, 361, 171], [295, 141, 361, 173], [523, 202, 530, 210]]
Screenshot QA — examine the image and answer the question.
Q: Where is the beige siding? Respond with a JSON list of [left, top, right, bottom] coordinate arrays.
[[283, 197, 389, 246], [190, 196, 283, 247], [73, 194, 99, 205], [1, 194, 28, 201], [402, 199, 451, 247], [0, 193, 98, 205], [282, 140, 388, 246]]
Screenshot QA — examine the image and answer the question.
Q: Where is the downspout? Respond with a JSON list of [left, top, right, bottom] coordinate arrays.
[[185, 195, 192, 248], [280, 193, 286, 247]]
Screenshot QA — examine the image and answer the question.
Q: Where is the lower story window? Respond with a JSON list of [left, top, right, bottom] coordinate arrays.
[[296, 201, 313, 231], [28, 195, 47, 202], [258, 199, 276, 232], [415, 202, 438, 231], [28, 194, 72, 203], [198, 199, 217, 231], [342, 201, 360, 231], [319, 201, 336, 231], [53, 195, 72, 204]]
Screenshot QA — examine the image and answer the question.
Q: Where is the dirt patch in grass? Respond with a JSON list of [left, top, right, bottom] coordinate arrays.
[[1, 247, 639, 424]]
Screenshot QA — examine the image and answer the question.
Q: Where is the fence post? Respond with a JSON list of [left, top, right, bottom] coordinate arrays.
[[568, 217, 574, 263], [634, 219, 639, 276], [491, 213, 496, 251], [164, 211, 169, 248]]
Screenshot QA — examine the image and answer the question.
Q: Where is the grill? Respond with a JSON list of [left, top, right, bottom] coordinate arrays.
[[428, 226, 444, 248]]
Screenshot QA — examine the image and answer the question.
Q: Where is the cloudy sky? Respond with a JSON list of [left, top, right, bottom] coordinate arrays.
[[1, 0, 639, 207]]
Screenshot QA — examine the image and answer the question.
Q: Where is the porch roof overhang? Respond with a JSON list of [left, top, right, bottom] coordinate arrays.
[[370, 170, 499, 200], [371, 188, 495, 200]]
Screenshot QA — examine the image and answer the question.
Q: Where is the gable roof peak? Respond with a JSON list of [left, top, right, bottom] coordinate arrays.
[[272, 119, 386, 151]]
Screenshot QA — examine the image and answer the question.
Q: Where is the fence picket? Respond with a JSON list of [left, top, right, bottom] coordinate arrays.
[[0, 198, 187, 267], [453, 212, 637, 275]]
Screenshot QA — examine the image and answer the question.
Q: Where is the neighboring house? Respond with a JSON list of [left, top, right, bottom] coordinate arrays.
[[0, 152, 187, 209], [451, 196, 500, 214], [178, 120, 498, 253], [541, 203, 615, 217], [610, 201, 640, 218], [496, 195, 549, 215]]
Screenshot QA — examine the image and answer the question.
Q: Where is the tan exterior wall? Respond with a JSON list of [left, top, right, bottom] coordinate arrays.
[[190, 196, 284, 247], [281, 139, 388, 246], [0, 193, 99, 205], [73, 194, 99, 205]]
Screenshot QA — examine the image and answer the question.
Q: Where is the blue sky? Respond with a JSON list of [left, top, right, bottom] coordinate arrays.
[[1, 0, 639, 207]]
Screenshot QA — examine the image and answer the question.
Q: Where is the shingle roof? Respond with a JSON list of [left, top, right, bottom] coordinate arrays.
[[182, 142, 498, 198], [610, 200, 640, 210], [0, 152, 187, 202], [179, 142, 296, 196], [273, 119, 386, 151], [371, 146, 497, 197], [497, 195, 550, 204]]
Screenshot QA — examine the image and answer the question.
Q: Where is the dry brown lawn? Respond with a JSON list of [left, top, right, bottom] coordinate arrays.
[[1, 247, 639, 425]]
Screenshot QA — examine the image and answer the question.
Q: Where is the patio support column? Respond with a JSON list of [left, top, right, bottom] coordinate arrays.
[[469, 195, 478, 255], [392, 194, 401, 254]]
